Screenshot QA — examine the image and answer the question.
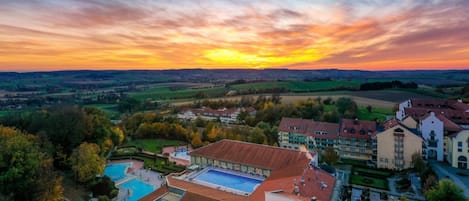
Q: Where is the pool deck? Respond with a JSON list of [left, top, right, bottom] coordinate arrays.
[[162, 145, 193, 166], [108, 160, 165, 201], [108, 159, 144, 175], [184, 167, 264, 196]]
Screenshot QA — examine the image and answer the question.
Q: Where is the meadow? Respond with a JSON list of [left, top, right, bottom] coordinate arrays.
[[230, 80, 361, 92]]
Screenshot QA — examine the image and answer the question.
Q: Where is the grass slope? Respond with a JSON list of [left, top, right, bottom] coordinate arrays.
[[124, 139, 186, 153]]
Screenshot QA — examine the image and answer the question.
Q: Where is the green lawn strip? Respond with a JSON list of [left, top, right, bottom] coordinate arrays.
[[356, 107, 393, 121], [0, 110, 8, 117], [124, 139, 186, 154], [354, 167, 392, 177], [350, 175, 388, 190]]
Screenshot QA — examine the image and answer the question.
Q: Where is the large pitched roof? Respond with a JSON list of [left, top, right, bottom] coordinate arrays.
[[339, 119, 380, 139], [250, 163, 335, 201], [278, 117, 340, 139], [190, 139, 312, 170], [410, 98, 469, 111], [405, 98, 469, 125], [172, 140, 335, 201], [167, 176, 246, 201]]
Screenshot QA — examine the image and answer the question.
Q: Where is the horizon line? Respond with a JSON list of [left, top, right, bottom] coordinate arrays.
[[1, 67, 469, 73]]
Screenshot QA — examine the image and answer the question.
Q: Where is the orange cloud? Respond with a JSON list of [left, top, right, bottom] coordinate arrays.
[[0, 0, 468, 71]]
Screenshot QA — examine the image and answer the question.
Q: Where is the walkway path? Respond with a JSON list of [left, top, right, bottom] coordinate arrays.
[[430, 161, 469, 197]]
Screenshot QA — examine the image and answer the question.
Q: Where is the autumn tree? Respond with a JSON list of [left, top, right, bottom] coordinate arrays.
[[412, 152, 425, 174], [0, 126, 64, 201], [425, 179, 466, 201], [191, 134, 203, 148], [323, 147, 339, 165], [336, 97, 358, 118], [70, 142, 105, 183]]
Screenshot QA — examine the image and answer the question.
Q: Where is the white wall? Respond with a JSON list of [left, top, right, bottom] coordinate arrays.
[[420, 112, 444, 161]]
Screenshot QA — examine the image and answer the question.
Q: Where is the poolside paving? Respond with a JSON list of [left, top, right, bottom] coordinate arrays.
[[107, 160, 164, 201]]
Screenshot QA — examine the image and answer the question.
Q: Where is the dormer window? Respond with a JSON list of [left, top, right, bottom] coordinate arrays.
[[360, 129, 366, 135]]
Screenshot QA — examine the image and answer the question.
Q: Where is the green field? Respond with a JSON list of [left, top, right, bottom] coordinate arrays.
[[357, 107, 393, 121], [0, 110, 8, 117], [323, 104, 392, 121], [124, 139, 186, 153], [231, 80, 361, 92], [130, 86, 226, 100]]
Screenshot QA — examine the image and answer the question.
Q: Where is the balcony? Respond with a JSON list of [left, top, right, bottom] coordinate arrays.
[[427, 139, 438, 148]]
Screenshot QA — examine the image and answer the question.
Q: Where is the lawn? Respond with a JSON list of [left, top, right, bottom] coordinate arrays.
[[354, 167, 392, 177], [84, 103, 119, 117], [349, 166, 392, 190], [323, 105, 393, 121], [124, 139, 186, 153], [231, 80, 361, 92], [356, 107, 393, 121], [350, 174, 388, 190]]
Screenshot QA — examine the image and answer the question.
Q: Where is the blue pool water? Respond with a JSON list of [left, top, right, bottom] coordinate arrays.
[[194, 169, 263, 193], [104, 163, 129, 181], [119, 179, 155, 201]]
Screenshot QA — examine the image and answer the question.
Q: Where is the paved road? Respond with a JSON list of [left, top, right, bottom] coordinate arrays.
[[430, 161, 469, 197]]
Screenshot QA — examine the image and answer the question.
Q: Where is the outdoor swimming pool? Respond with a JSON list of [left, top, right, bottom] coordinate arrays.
[[171, 147, 190, 161], [194, 169, 263, 194], [119, 179, 155, 201], [104, 163, 130, 181]]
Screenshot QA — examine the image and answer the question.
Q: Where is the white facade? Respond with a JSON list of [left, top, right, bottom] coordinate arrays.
[[177, 108, 252, 124], [420, 112, 444, 161], [396, 100, 411, 121]]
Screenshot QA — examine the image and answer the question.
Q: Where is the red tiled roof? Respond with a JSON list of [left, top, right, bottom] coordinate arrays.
[[435, 114, 462, 132], [384, 119, 399, 130], [190, 139, 312, 170], [139, 186, 168, 201], [405, 107, 469, 125], [250, 163, 335, 201], [405, 98, 469, 125], [167, 176, 246, 201], [410, 98, 469, 111], [339, 119, 378, 139], [279, 117, 340, 139], [180, 192, 220, 201]]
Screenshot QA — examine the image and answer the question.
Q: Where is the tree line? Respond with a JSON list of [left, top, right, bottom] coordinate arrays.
[[359, 80, 418, 90], [0, 106, 124, 200]]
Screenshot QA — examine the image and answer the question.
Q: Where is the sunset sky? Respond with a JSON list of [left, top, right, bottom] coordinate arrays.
[[1, 0, 469, 71]]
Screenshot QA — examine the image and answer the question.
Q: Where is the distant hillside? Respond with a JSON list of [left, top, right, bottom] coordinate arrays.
[[1, 69, 468, 86]]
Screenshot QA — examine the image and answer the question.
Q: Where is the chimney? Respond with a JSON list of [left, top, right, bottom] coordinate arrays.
[[294, 185, 300, 195], [311, 196, 317, 201]]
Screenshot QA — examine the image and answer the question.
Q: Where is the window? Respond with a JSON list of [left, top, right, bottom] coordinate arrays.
[[458, 141, 463, 152]]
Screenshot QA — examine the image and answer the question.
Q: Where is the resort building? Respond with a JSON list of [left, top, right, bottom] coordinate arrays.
[[338, 119, 381, 162], [376, 120, 423, 170], [177, 107, 256, 124], [143, 140, 337, 201], [446, 130, 469, 169], [278, 117, 340, 151], [395, 98, 467, 161]]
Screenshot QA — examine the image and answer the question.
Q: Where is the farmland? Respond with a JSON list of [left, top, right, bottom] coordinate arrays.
[[0, 70, 466, 119], [230, 80, 361, 92]]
